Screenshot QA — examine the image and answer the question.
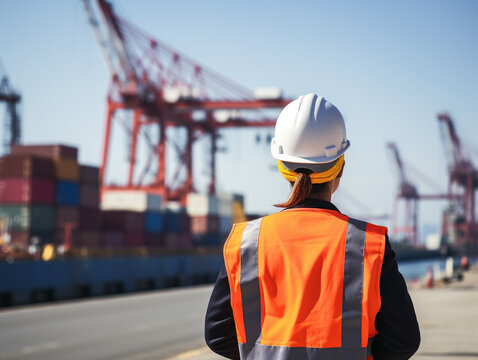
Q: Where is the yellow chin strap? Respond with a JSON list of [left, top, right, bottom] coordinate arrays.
[[278, 155, 345, 184]]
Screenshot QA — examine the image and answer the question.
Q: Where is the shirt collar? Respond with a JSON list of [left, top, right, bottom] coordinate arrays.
[[287, 198, 341, 213]]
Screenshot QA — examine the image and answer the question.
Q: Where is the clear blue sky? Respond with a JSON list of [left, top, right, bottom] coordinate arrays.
[[1, 0, 478, 241]]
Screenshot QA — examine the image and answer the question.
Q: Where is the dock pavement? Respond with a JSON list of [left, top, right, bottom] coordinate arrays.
[[166, 265, 478, 360]]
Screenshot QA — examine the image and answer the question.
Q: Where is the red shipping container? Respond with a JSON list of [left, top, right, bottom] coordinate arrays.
[[102, 211, 145, 232], [190, 215, 219, 235], [103, 231, 124, 248], [164, 233, 180, 249], [56, 206, 79, 229], [124, 233, 145, 247], [79, 208, 102, 230], [80, 165, 99, 184], [144, 233, 164, 247], [0, 155, 55, 179], [79, 231, 102, 248], [0, 178, 55, 204], [11, 144, 78, 160], [178, 233, 192, 249], [79, 185, 99, 208]]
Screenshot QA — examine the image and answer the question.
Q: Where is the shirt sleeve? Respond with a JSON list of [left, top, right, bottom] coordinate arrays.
[[204, 266, 240, 359], [372, 236, 421, 359]]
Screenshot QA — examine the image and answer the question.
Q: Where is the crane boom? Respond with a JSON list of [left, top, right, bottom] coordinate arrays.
[[84, 0, 291, 203]]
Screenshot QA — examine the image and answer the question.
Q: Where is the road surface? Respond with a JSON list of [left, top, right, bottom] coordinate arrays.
[[0, 285, 221, 360]]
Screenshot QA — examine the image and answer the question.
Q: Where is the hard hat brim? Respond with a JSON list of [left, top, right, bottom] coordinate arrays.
[[271, 139, 350, 164]]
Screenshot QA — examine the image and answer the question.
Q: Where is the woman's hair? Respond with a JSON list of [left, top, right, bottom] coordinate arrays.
[[274, 169, 328, 208]]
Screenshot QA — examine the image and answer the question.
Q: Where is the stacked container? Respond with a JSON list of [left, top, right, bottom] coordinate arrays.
[[10, 145, 81, 248], [187, 193, 220, 246], [78, 165, 102, 248], [162, 201, 192, 250], [0, 153, 57, 253], [101, 191, 161, 248]]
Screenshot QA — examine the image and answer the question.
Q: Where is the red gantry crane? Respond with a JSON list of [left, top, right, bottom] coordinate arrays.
[[83, 0, 290, 205], [387, 142, 420, 245], [438, 113, 478, 250], [387, 142, 449, 246]]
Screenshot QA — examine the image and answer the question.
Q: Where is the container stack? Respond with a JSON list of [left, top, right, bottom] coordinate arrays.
[[162, 201, 192, 250], [78, 165, 101, 248], [187, 193, 221, 246], [101, 191, 161, 248], [0, 155, 56, 254], [10, 145, 81, 249]]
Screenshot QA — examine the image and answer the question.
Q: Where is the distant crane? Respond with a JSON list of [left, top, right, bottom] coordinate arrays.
[[387, 142, 420, 244], [83, 0, 290, 205], [0, 61, 21, 154], [438, 113, 478, 250], [387, 142, 449, 245]]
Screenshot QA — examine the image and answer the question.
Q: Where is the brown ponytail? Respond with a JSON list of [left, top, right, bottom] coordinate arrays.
[[274, 172, 313, 208]]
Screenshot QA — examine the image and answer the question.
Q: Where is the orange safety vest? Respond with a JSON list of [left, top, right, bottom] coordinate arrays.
[[223, 208, 386, 360]]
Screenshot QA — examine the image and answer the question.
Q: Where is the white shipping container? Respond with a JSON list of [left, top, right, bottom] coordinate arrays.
[[101, 191, 162, 212], [186, 193, 219, 216], [218, 193, 234, 216]]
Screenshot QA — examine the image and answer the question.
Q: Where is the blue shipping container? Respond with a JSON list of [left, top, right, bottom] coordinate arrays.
[[164, 211, 180, 233], [145, 212, 163, 233], [56, 181, 79, 206]]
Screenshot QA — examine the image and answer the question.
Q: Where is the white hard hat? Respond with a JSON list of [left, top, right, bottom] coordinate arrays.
[[270, 93, 350, 164]]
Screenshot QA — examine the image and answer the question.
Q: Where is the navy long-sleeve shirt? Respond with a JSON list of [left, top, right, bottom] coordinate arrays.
[[205, 199, 420, 359]]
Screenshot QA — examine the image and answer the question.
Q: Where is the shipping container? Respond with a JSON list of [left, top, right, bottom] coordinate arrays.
[[190, 215, 219, 235], [219, 216, 233, 234], [0, 178, 55, 204], [103, 231, 124, 248], [145, 212, 163, 233], [125, 233, 145, 247], [178, 213, 191, 234], [11, 144, 78, 160], [186, 193, 219, 216], [218, 194, 233, 216], [166, 233, 192, 249], [54, 158, 80, 181], [102, 211, 144, 232], [144, 233, 163, 247], [79, 208, 102, 230], [193, 233, 221, 247], [163, 233, 178, 249], [79, 165, 99, 184], [56, 206, 79, 229], [0, 155, 55, 179], [79, 184, 99, 208], [56, 181, 79, 205], [101, 191, 162, 212], [0, 205, 54, 232], [178, 233, 192, 249], [164, 211, 180, 233], [79, 231, 102, 248]]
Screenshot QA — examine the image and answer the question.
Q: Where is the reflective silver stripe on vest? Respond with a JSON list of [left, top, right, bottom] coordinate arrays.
[[238, 216, 370, 359], [239, 217, 263, 359], [342, 218, 367, 349]]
